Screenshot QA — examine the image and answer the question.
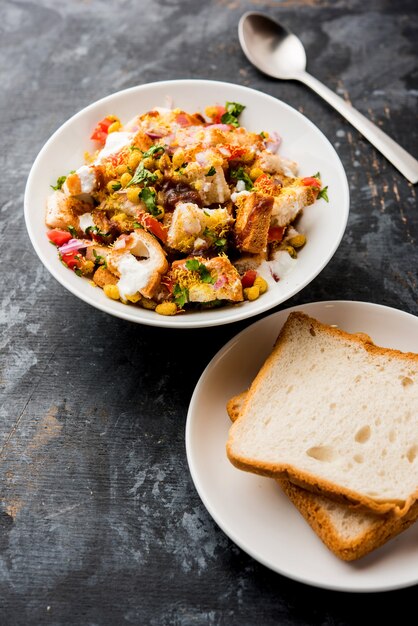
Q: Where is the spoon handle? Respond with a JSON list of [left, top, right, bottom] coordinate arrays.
[[298, 71, 418, 184]]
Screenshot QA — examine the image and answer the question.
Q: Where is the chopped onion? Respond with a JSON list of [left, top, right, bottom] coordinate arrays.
[[146, 131, 164, 139], [206, 123, 231, 131], [58, 239, 91, 254], [214, 275, 227, 289], [265, 131, 282, 153]]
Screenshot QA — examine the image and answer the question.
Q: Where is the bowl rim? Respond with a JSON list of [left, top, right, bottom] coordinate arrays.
[[24, 78, 350, 328]]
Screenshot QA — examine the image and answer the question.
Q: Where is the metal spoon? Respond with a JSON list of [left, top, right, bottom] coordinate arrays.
[[239, 11, 418, 184]]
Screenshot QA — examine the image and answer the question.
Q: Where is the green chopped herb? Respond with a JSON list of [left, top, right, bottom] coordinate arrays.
[[317, 186, 329, 202], [203, 227, 227, 251], [50, 175, 67, 191], [260, 131, 266, 139], [230, 166, 253, 190], [139, 187, 161, 217], [142, 145, 165, 158], [133, 221, 143, 229], [93, 249, 107, 268], [67, 225, 78, 238], [203, 210, 211, 217], [185, 259, 215, 284], [129, 145, 141, 152], [206, 166, 216, 176], [173, 284, 188, 307], [111, 182, 122, 191], [74, 268, 82, 277], [86, 225, 111, 238], [127, 162, 157, 187], [312, 172, 321, 179], [221, 101, 245, 127]]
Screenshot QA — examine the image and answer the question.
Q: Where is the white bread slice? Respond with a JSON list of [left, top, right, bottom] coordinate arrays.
[[227, 312, 418, 517], [227, 390, 418, 560]]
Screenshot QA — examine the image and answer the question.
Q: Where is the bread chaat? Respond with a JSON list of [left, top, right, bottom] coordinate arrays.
[[45, 101, 328, 315]]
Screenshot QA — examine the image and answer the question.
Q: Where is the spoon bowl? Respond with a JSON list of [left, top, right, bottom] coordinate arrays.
[[239, 12, 306, 80], [238, 11, 418, 184]]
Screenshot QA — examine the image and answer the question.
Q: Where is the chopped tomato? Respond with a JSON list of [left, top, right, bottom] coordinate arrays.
[[136, 214, 168, 243], [241, 270, 257, 288], [90, 116, 114, 144], [227, 146, 247, 160], [267, 226, 285, 243], [206, 105, 226, 124], [302, 177, 321, 189], [47, 229, 72, 246], [61, 251, 82, 271]]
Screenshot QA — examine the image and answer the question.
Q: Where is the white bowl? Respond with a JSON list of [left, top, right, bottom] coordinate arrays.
[[24, 79, 349, 328]]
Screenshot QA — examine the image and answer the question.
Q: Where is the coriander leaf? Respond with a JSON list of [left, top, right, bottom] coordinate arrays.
[[129, 146, 141, 152], [112, 182, 122, 191], [317, 186, 329, 202], [93, 249, 107, 268], [67, 225, 77, 238], [225, 101, 245, 116], [185, 259, 200, 272], [127, 162, 157, 187], [133, 221, 143, 229], [206, 166, 216, 176], [142, 145, 165, 158], [230, 166, 253, 190], [50, 175, 67, 190], [185, 259, 215, 284], [221, 112, 240, 127], [260, 131, 266, 139], [312, 172, 321, 179], [221, 101, 245, 127], [139, 187, 161, 217], [173, 284, 188, 307], [203, 227, 227, 251]]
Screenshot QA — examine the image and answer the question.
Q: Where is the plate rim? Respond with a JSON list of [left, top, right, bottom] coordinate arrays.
[[185, 299, 418, 592], [24, 79, 349, 328]]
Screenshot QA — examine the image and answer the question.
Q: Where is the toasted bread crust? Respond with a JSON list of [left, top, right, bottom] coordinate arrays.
[[234, 192, 274, 253], [227, 311, 418, 518], [279, 478, 418, 561]]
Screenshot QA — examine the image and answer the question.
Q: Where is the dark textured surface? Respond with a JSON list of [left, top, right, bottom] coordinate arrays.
[[1, 0, 417, 623]]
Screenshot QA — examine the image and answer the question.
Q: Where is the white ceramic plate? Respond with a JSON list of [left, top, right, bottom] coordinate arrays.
[[186, 300, 418, 592], [25, 79, 349, 328]]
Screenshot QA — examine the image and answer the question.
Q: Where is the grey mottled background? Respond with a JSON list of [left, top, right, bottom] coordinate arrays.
[[1, 0, 417, 624]]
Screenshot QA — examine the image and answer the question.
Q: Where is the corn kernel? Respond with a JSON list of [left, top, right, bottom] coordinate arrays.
[[120, 172, 132, 187], [241, 151, 255, 163], [288, 234, 306, 248], [141, 298, 157, 310], [108, 121, 121, 133], [142, 156, 154, 170], [155, 302, 178, 316], [172, 149, 185, 169], [156, 205, 165, 220], [81, 260, 95, 275], [104, 284, 120, 300], [249, 167, 264, 181], [126, 187, 141, 204], [205, 106, 219, 119], [243, 286, 260, 301], [128, 151, 142, 170], [112, 212, 128, 222], [280, 245, 297, 258], [159, 154, 171, 170], [126, 292, 141, 303], [116, 164, 128, 175], [107, 179, 120, 193], [253, 276, 268, 294]]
